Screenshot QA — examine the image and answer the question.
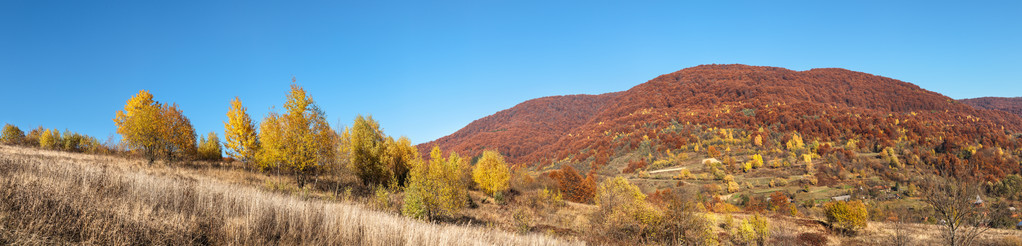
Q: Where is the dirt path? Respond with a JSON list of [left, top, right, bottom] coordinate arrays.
[[648, 166, 686, 174]]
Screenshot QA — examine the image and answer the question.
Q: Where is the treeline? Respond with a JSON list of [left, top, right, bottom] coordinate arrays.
[[104, 80, 520, 222], [1, 123, 113, 154]]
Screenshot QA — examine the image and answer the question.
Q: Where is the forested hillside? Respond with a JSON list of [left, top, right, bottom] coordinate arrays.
[[962, 97, 1022, 118], [424, 65, 1022, 180]]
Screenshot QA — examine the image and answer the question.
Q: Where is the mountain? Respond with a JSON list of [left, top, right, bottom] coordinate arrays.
[[960, 97, 1022, 118], [419, 64, 1022, 178]]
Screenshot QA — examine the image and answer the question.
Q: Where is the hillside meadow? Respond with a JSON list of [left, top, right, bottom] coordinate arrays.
[[0, 145, 576, 245], [3, 145, 1022, 245]]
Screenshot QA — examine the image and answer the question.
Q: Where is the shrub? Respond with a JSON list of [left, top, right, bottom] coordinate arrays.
[[1, 123, 24, 145], [472, 150, 511, 196], [675, 169, 693, 179], [823, 200, 867, 235], [797, 232, 828, 246], [592, 176, 661, 241], [735, 213, 769, 246]]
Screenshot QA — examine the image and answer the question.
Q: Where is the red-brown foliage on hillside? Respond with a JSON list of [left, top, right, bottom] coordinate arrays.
[[418, 93, 619, 160], [420, 64, 1022, 180], [961, 97, 1022, 118], [547, 165, 596, 203]]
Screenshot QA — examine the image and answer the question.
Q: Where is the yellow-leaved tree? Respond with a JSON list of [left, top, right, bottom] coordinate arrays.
[[403, 146, 468, 220], [472, 150, 510, 196], [114, 90, 197, 164], [592, 176, 661, 238], [1, 123, 24, 145], [350, 114, 387, 186], [786, 132, 805, 150], [824, 200, 868, 235], [257, 82, 336, 187], [39, 128, 57, 149], [223, 96, 259, 165], [383, 136, 417, 187], [197, 132, 222, 161]]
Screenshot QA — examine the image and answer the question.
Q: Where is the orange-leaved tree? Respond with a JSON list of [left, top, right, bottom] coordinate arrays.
[[161, 103, 197, 160], [549, 165, 597, 203], [114, 90, 197, 164]]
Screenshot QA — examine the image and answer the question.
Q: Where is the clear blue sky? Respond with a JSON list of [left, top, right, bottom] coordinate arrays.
[[1, 1, 1020, 144]]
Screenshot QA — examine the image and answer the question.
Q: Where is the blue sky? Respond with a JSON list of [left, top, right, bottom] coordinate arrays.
[[1, 1, 1020, 144]]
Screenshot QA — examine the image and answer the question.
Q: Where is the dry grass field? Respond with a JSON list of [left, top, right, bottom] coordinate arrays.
[[0, 145, 578, 245], [3, 144, 1022, 245]]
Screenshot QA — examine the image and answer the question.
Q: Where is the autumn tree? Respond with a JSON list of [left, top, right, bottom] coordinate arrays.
[[549, 165, 596, 203], [823, 200, 868, 235], [114, 90, 197, 163], [350, 114, 388, 186], [383, 136, 417, 187], [472, 150, 511, 196], [161, 104, 197, 160], [751, 154, 764, 168], [736, 213, 770, 246], [592, 176, 660, 240], [924, 176, 990, 246], [39, 128, 57, 149], [256, 82, 336, 187], [403, 146, 468, 220], [787, 132, 805, 150], [1, 123, 24, 145], [61, 131, 86, 152], [223, 96, 259, 165], [197, 132, 222, 161], [651, 188, 718, 245]]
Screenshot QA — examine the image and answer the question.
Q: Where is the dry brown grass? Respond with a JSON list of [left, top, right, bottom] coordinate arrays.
[[0, 146, 578, 245]]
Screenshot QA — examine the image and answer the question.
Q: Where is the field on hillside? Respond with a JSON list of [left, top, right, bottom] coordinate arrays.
[[3, 145, 1022, 245], [0, 146, 576, 245]]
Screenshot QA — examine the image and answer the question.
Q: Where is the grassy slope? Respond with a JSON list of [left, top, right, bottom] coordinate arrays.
[[3, 145, 1021, 245], [0, 145, 577, 245]]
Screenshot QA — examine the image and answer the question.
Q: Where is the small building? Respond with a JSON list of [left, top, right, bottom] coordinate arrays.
[[832, 195, 851, 202]]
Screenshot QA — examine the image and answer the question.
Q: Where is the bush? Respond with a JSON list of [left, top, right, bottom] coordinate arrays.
[[797, 232, 828, 246], [1, 123, 24, 145], [823, 200, 867, 235], [592, 176, 661, 241], [735, 213, 769, 246]]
